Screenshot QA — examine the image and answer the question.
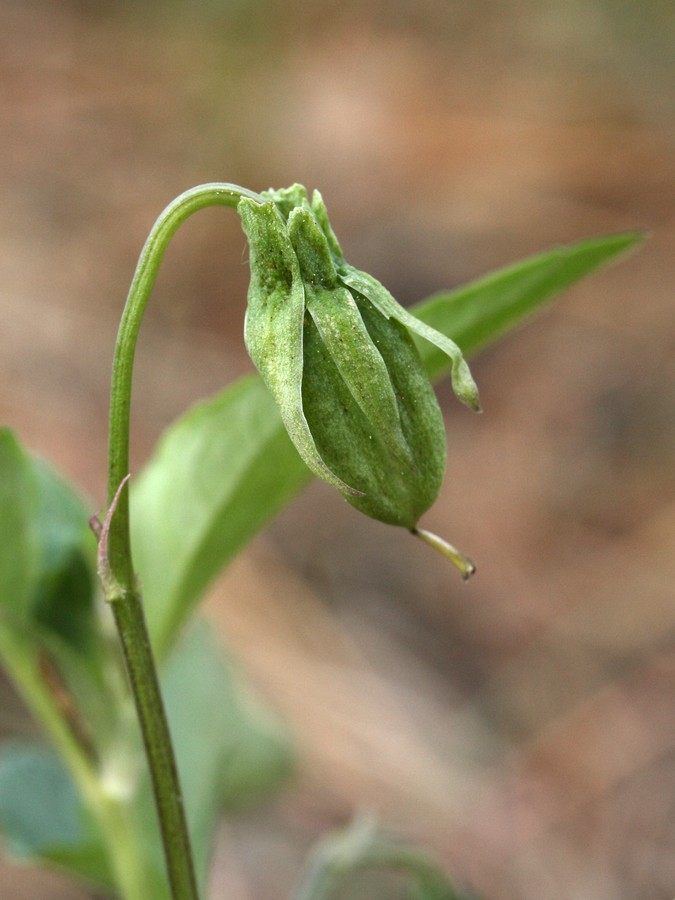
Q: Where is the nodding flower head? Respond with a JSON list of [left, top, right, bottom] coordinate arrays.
[[238, 184, 480, 538]]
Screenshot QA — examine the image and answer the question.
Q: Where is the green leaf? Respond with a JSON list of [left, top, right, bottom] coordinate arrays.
[[130, 375, 311, 659], [0, 429, 39, 619], [0, 435, 120, 747], [132, 232, 643, 656], [30, 458, 98, 652], [134, 620, 294, 894], [26, 458, 122, 747], [164, 621, 293, 815], [0, 429, 99, 650], [0, 440, 157, 892], [412, 231, 645, 379], [0, 740, 112, 887], [0, 624, 292, 896]]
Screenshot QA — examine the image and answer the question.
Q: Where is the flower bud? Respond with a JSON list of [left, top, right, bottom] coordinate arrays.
[[238, 185, 480, 539]]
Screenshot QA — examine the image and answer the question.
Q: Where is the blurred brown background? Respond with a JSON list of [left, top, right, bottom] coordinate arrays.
[[1, 0, 675, 897]]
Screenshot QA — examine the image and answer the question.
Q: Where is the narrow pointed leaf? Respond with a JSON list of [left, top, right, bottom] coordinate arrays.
[[413, 231, 645, 378]]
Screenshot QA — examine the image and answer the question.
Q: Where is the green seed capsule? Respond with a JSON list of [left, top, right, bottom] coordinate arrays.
[[301, 289, 446, 527], [238, 184, 479, 545]]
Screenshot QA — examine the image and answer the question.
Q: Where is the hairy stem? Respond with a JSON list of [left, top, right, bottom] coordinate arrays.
[[105, 183, 262, 900]]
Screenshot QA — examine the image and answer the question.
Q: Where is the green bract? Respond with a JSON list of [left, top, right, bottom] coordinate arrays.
[[238, 185, 480, 530]]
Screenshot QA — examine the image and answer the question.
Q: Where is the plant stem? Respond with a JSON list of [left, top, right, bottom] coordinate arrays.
[[109, 590, 196, 898], [0, 626, 151, 900], [108, 183, 262, 587], [105, 184, 262, 900]]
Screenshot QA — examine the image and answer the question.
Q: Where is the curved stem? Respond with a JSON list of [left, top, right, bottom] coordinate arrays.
[[105, 183, 262, 900], [108, 183, 262, 583]]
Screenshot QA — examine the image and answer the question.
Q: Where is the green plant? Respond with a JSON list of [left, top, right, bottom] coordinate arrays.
[[0, 181, 642, 899]]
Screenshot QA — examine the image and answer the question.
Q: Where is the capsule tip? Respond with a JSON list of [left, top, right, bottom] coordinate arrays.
[[410, 526, 476, 580]]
